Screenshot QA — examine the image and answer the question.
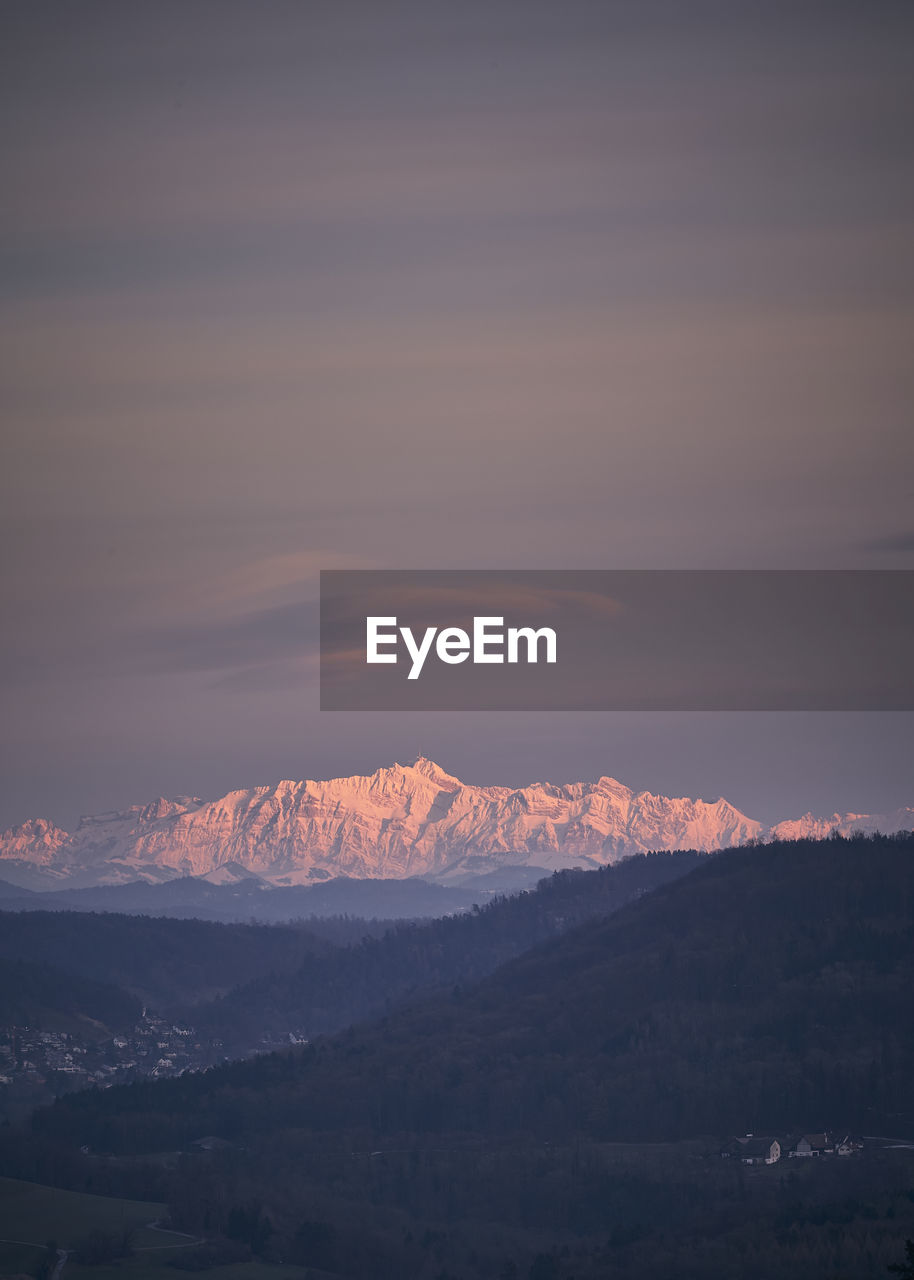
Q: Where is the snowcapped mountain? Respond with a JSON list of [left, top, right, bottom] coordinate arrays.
[[767, 806, 914, 842], [0, 758, 909, 890]]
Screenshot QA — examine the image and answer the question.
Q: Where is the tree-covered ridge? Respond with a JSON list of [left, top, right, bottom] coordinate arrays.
[[0, 911, 335, 1008], [184, 847, 707, 1049], [0, 957, 140, 1031], [0, 847, 706, 1120], [30, 832, 914, 1155], [0, 848, 704, 1027]]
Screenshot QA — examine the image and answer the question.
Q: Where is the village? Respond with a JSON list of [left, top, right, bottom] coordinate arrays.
[[0, 1013, 310, 1122], [722, 1132, 865, 1164], [0, 1012, 206, 1097]]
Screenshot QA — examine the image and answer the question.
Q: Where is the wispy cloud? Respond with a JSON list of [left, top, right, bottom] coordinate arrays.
[[863, 531, 914, 554], [130, 600, 319, 678]]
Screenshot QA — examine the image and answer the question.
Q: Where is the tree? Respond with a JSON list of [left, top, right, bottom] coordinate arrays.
[[290, 1218, 336, 1269], [888, 1239, 914, 1278], [226, 1202, 272, 1256]]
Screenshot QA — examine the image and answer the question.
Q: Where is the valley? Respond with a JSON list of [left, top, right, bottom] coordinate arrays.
[[0, 830, 911, 1278]]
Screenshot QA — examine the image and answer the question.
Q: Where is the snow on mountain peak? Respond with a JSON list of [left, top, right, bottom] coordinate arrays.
[[0, 762, 909, 890], [407, 755, 463, 788]]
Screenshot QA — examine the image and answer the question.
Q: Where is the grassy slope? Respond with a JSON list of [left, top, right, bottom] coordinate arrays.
[[0, 1174, 165, 1246], [0, 1176, 310, 1276]]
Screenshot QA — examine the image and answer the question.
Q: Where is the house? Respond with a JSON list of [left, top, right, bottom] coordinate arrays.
[[721, 1135, 781, 1165], [789, 1133, 832, 1158], [740, 1137, 781, 1165]]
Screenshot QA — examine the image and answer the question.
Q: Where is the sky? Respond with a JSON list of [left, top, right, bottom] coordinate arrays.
[[1, 0, 912, 831]]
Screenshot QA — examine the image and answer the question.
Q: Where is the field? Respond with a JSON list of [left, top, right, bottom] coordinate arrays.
[[66, 1263, 308, 1279], [0, 1176, 179, 1275], [0, 1175, 315, 1275]]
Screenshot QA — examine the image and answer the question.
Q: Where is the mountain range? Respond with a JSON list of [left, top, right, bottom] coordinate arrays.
[[1, 756, 910, 890]]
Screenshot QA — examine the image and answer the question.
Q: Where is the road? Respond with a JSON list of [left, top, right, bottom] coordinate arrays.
[[0, 1238, 68, 1277]]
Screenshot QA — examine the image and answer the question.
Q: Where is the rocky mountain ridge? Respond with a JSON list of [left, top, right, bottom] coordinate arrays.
[[1, 757, 910, 890]]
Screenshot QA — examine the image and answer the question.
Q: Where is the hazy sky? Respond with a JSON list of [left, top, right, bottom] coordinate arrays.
[[2, 1, 912, 830]]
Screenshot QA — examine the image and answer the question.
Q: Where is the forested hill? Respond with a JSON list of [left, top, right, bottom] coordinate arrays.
[[0, 850, 705, 1031], [0, 956, 140, 1032], [182, 846, 707, 1049], [0, 911, 336, 1008], [31, 831, 914, 1158]]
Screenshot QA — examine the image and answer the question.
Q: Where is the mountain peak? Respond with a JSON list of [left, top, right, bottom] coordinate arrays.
[[596, 776, 634, 795], [0, 762, 908, 891], [406, 756, 462, 787]]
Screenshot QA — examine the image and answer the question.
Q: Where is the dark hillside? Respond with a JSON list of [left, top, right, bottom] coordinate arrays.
[[31, 833, 914, 1152], [0, 957, 140, 1031], [0, 911, 334, 1007], [182, 847, 707, 1049], [11, 833, 914, 1280]]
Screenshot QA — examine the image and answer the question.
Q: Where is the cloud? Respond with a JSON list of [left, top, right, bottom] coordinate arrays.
[[863, 531, 914, 554], [169, 549, 371, 617], [131, 600, 320, 677]]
